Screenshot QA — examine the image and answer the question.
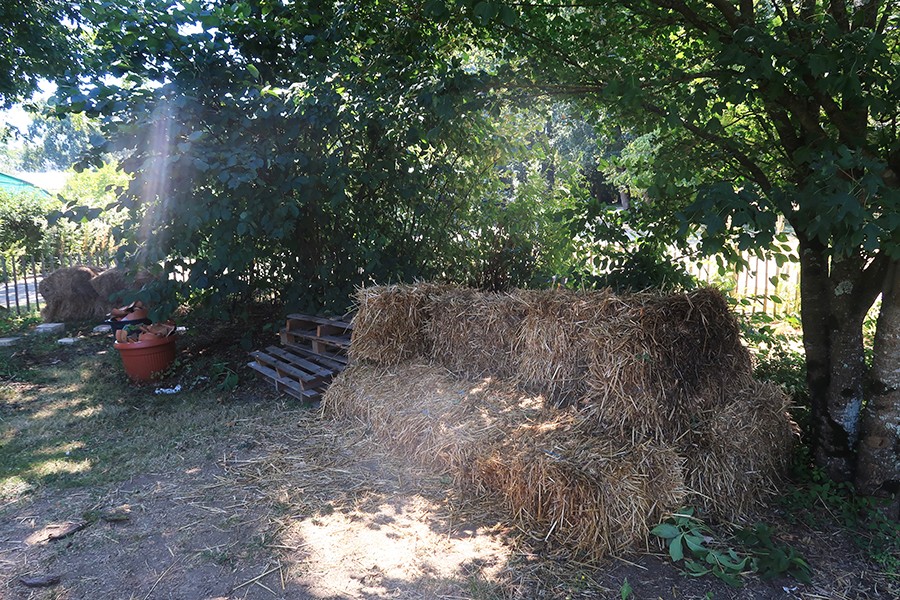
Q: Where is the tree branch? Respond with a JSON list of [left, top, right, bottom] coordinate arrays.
[[828, 0, 851, 32], [855, 251, 891, 315], [705, 0, 741, 28], [643, 101, 774, 192]]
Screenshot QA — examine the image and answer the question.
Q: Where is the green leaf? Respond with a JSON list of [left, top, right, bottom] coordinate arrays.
[[247, 64, 260, 80], [651, 523, 681, 539], [669, 534, 685, 562]]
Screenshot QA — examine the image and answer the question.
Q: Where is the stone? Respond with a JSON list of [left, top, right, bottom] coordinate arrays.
[[0, 337, 21, 347], [93, 324, 112, 333], [57, 337, 80, 345], [34, 323, 66, 335]]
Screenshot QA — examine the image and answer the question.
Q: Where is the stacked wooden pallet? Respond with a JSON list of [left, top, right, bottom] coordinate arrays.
[[248, 314, 352, 402]]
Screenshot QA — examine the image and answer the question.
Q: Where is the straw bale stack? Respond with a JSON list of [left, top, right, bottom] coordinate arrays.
[[349, 283, 456, 365], [323, 362, 688, 559], [38, 266, 107, 321], [426, 288, 525, 379], [335, 283, 796, 556], [475, 416, 686, 558], [514, 288, 625, 407], [680, 379, 797, 519]]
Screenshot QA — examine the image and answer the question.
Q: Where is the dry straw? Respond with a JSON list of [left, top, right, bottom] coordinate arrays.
[[514, 288, 626, 407], [349, 282, 456, 365], [323, 363, 688, 560], [426, 288, 525, 379], [38, 266, 107, 321], [322, 362, 545, 488], [335, 284, 795, 558], [680, 378, 797, 519], [476, 416, 686, 559], [583, 288, 753, 439]]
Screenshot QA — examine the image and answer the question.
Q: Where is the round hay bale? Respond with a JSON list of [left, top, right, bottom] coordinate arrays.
[[38, 266, 106, 322], [426, 288, 526, 379], [681, 379, 798, 519], [89, 268, 127, 303], [514, 288, 625, 407], [349, 283, 457, 365], [475, 416, 686, 559]]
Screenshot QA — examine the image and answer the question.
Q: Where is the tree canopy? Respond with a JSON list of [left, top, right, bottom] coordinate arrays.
[[0, 1, 83, 109]]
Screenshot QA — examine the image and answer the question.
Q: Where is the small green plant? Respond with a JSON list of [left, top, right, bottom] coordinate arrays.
[[734, 523, 812, 583], [652, 508, 812, 588], [619, 578, 633, 599], [211, 362, 239, 391], [652, 508, 749, 588]]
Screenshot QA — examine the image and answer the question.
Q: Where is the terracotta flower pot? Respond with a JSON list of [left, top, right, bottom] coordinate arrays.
[[114, 335, 177, 382]]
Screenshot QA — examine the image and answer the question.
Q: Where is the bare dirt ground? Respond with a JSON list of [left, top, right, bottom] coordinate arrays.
[[0, 323, 896, 600]]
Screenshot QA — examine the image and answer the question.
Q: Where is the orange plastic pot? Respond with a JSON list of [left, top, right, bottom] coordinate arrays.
[[114, 335, 177, 382]]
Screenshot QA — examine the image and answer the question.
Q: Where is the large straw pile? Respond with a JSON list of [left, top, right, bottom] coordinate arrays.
[[39, 266, 107, 321], [336, 284, 796, 558]]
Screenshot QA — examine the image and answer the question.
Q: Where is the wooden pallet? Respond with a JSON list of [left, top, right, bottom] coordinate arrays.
[[249, 313, 353, 402], [280, 314, 352, 354]]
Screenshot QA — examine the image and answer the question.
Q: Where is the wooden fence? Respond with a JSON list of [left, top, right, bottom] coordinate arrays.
[[687, 253, 801, 316], [0, 253, 114, 316]]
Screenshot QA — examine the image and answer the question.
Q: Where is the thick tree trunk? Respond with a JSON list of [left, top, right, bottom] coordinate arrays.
[[856, 262, 900, 519], [799, 238, 870, 482]]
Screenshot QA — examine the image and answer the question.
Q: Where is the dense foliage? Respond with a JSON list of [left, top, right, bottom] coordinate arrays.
[[0, 1, 83, 109], [52, 0, 593, 315]]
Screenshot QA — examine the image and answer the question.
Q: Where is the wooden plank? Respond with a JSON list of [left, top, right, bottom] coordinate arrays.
[[264, 345, 334, 377], [317, 323, 350, 337], [251, 351, 328, 389], [281, 328, 351, 350], [286, 313, 354, 330], [247, 361, 320, 400], [282, 342, 348, 370]]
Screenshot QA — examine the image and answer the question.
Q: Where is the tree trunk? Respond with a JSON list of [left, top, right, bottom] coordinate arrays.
[[799, 238, 870, 482], [856, 261, 900, 519]]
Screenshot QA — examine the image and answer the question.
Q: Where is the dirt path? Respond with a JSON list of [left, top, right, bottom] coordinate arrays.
[[0, 401, 517, 600]]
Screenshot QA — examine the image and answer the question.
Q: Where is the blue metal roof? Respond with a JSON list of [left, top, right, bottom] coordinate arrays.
[[0, 172, 50, 196]]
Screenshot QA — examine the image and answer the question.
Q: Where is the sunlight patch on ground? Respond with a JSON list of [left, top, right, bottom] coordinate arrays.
[[29, 457, 92, 478], [31, 396, 85, 420], [284, 495, 509, 598], [0, 476, 32, 503], [72, 405, 104, 419], [35, 441, 85, 456]]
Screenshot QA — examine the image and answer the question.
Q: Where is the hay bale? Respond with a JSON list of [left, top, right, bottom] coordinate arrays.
[[514, 288, 626, 407], [475, 418, 686, 559], [681, 379, 797, 519], [583, 287, 752, 438], [323, 362, 687, 560], [426, 289, 525, 379], [89, 268, 156, 306], [322, 362, 544, 488], [38, 266, 107, 322], [349, 283, 457, 365]]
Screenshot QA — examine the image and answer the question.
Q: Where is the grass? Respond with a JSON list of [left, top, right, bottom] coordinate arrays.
[[0, 323, 278, 506]]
